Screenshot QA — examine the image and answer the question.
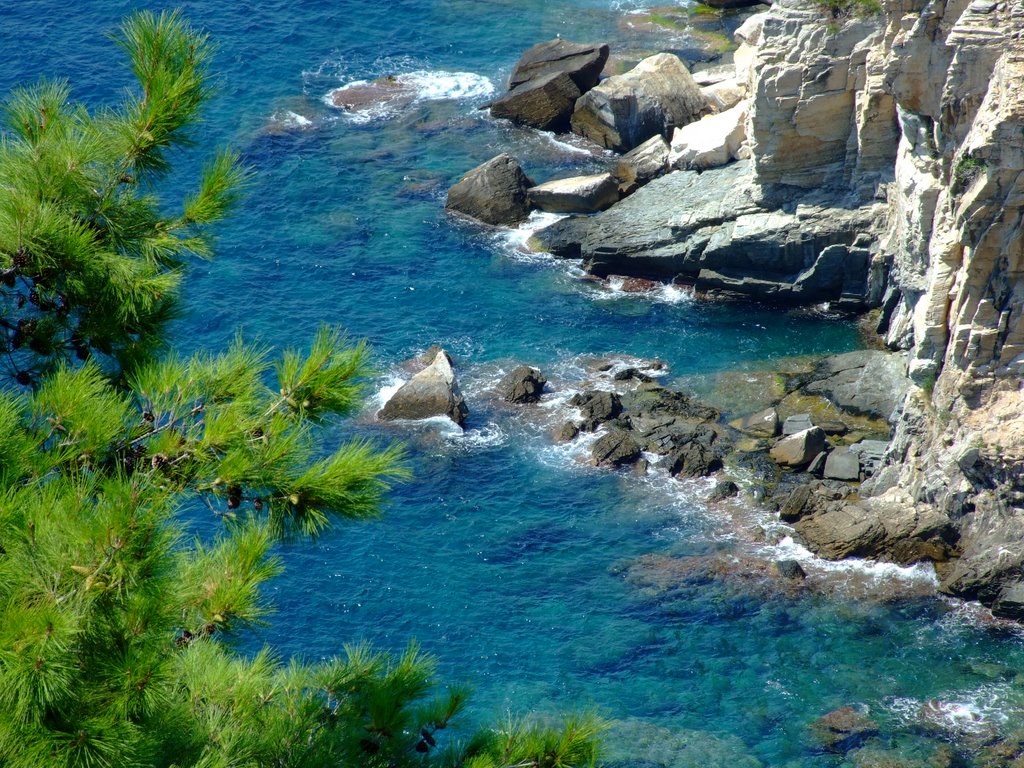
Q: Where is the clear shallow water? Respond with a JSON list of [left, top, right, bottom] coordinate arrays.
[[5, 2, 1024, 765]]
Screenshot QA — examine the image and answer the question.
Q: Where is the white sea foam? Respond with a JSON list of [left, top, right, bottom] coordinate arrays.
[[325, 70, 494, 123], [762, 536, 940, 586], [401, 70, 495, 101], [446, 422, 507, 449], [887, 683, 1018, 735], [267, 109, 316, 130], [594, 276, 695, 305], [497, 210, 571, 255], [536, 130, 595, 156]]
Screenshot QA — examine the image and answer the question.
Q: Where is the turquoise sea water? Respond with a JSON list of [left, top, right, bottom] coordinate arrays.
[[5, 2, 1024, 765]]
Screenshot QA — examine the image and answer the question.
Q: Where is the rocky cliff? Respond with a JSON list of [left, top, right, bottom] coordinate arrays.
[[745, 0, 1024, 611]]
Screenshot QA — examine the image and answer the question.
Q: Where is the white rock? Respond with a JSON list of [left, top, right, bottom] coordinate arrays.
[[669, 103, 748, 170]]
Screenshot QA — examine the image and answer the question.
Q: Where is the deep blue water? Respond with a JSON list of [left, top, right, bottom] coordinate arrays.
[[5, 2, 1024, 766]]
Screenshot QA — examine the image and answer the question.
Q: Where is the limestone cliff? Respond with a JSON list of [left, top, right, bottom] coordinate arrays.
[[745, 0, 1024, 610]]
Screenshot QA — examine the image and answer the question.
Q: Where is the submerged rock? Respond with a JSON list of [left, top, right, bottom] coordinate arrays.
[[808, 706, 879, 754], [445, 154, 534, 226], [379, 348, 469, 426]]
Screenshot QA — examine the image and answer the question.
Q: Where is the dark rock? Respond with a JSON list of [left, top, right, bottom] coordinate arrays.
[[528, 160, 885, 308], [490, 72, 582, 132], [940, 503, 1024, 603], [619, 383, 720, 422], [613, 367, 654, 383], [808, 706, 879, 754], [783, 413, 814, 436], [774, 559, 807, 580], [379, 349, 469, 426], [499, 365, 547, 404], [770, 427, 827, 467], [992, 582, 1024, 620], [709, 480, 740, 501], [667, 441, 723, 478], [570, 390, 623, 431], [853, 440, 889, 476], [780, 484, 812, 522], [554, 421, 580, 443], [571, 53, 706, 152], [508, 39, 609, 94], [592, 429, 642, 467], [807, 451, 827, 477], [824, 446, 861, 481], [446, 154, 534, 226], [528, 172, 619, 213]]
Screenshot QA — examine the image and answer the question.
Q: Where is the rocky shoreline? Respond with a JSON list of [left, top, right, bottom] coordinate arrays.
[[431, 0, 1024, 622]]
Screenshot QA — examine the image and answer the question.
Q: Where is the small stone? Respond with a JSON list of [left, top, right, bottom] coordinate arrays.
[[780, 484, 811, 522], [554, 422, 580, 443], [499, 365, 547, 404], [708, 480, 740, 502], [807, 451, 827, 477], [730, 406, 780, 438], [774, 559, 806, 580]]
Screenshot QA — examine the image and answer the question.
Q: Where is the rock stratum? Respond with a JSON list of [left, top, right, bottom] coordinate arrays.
[[740, 0, 1024, 612], [527, 0, 1024, 611]]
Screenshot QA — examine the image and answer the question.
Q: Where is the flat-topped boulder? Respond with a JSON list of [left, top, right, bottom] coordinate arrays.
[[571, 53, 706, 152], [802, 351, 910, 420], [446, 154, 534, 226], [379, 349, 469, 426], [508, 39, 609, 93], [530, 161, 887, 307], [770, 427, 826, 467], [528, 173, 619, 213]]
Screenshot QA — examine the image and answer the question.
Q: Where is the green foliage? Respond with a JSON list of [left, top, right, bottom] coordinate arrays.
[[0, 12, 604, 768], [813, 0, 882, 25], [954, 153, 987, 189], [0, 10, 247, 388]]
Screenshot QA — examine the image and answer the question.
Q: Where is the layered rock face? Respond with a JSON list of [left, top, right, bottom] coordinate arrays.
[[741, 0, 1024, 608]]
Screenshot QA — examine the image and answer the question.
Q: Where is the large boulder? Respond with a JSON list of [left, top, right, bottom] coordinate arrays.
[[591, 429, 642, 467], [528, 173, 619, 214], [729, 406, 780, 438], [668, 103, 747, 170], [570, 53, 706, 152], [569, 390, 622, 431], [446, 154, 534, 226], [508, 39, 609, 93], [499, 365, 547, 403], [489, 73, 582, 132], [770, 427, 826, 467], [379, 349, 469, 426]]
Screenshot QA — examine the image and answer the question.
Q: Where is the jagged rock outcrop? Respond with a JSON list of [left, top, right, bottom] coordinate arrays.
[[379, 349, 469, 426], [530, 160, 887, 307], [445, 154, 534, 225], [727, 0, 1024, 609], [490, 40, 609, 132]]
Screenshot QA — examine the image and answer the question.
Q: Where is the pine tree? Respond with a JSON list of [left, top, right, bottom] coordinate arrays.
[[0, 12, 603, 768], [0, 9, 245, 387]]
